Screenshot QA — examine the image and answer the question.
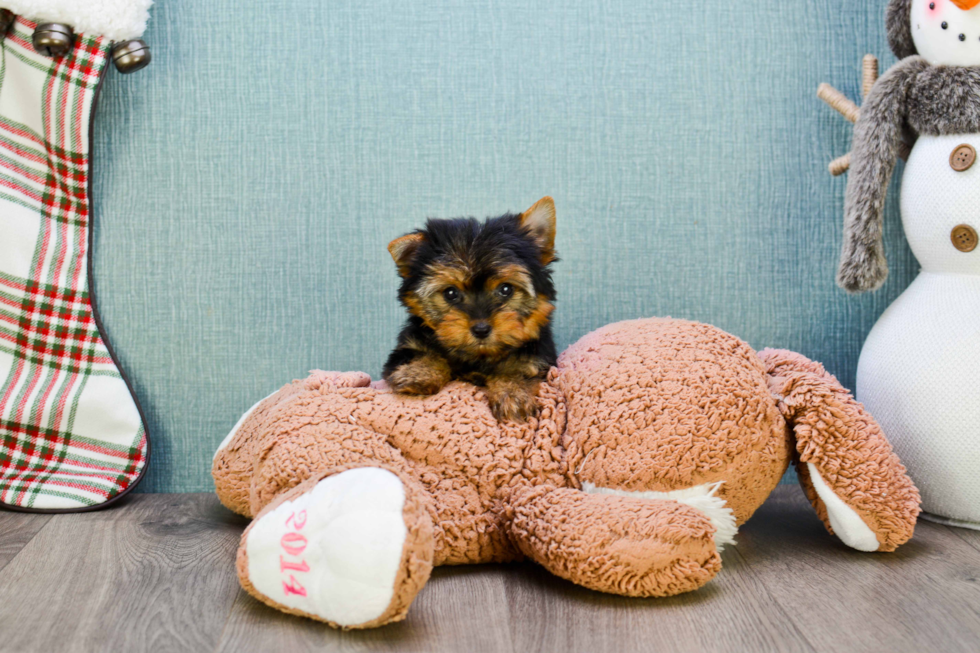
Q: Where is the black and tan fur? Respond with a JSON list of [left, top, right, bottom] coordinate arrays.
[[383, 197, 558, 422]]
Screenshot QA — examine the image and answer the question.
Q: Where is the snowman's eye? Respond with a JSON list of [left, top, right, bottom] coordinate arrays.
[[961, 33, 967, 42], [930, 2, 935, 9], [943, 21, 949, 30]]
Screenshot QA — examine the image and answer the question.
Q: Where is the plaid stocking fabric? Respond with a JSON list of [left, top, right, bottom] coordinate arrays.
[[0, 17, 148, 511]]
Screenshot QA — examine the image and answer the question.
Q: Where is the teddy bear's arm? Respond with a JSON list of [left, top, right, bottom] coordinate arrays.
[[504, 485, 721, 597], [759, 349, 920, 553]]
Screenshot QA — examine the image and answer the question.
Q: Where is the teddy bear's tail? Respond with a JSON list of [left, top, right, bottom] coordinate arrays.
[[757, 349, 920, 552]]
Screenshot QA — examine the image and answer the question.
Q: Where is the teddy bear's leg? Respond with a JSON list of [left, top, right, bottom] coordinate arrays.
[[759, 349, 920, 552], [237, 465, 435, 629], [505, 485, 722, 597], [213, 370, 394, 517]]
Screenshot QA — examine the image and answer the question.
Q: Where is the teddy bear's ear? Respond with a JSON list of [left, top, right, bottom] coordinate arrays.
[[520, 196, 557, 264], [388, 233, 426, 278]]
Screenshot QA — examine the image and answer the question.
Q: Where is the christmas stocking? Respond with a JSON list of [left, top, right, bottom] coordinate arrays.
[[0, 2, 153, 511]]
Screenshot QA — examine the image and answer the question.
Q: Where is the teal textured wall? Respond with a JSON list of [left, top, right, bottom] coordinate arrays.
[[91, 0, 916, 493]]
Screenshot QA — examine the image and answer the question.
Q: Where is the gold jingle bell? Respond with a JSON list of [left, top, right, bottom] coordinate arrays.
[[32, 23, 74, 57], [111, 40, 151, 74], [0, 9, 15, 36]]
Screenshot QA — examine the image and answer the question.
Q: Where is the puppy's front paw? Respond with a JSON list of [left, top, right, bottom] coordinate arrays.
[[385, 356, 451, 396], [486, 378, 539, 423]]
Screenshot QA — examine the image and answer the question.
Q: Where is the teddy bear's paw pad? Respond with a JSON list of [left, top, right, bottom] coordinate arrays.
[[245, 468, 408, 626], [807, 463, 879, 552]]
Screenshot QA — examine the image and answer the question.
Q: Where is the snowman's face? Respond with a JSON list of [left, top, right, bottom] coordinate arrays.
[[912, 0, 980, 66]]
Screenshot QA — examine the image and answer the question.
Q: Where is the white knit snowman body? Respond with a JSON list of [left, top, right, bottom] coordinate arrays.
[[857, 0, 980, 528]]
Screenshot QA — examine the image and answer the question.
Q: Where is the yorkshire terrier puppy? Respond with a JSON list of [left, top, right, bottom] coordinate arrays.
[[383, 197, 558, 422]]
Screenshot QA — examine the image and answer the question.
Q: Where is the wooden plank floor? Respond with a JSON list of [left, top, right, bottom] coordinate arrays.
[[1, 486, 978, 653]]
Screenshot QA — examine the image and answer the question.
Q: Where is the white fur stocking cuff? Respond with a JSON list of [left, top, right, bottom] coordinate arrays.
[[0, 1, 152, 41]]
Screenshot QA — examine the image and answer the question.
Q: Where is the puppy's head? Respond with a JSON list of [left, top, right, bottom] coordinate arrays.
[[388, 197, 557, 361]]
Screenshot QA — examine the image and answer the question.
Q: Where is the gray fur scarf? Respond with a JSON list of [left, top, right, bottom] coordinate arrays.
[[840, 59, 980, 292]]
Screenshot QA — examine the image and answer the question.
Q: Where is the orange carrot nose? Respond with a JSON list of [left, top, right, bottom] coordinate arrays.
[[952, 0, 980, 10]]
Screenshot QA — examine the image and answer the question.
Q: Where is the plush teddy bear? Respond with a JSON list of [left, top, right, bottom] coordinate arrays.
[[212, 318, 919, 630]]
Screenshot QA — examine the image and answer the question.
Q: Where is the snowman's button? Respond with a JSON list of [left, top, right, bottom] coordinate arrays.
[[950, 144, 976, 172], [951, 224, 978, 253]]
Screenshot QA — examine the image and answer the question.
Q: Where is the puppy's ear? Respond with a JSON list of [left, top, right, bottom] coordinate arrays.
[[520, 196, 557, 264], [388, 233, 426, 278]]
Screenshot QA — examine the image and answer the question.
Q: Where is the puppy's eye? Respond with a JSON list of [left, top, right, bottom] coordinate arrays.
[[443, 287, 461, 303], [497, 283, 514, 298]]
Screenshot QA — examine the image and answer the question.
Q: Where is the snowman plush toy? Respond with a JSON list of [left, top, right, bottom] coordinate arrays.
[[840, 0, 980, 528]]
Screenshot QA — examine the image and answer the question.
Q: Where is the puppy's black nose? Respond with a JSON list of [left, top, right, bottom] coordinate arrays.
[[471, 322, 492, 339]]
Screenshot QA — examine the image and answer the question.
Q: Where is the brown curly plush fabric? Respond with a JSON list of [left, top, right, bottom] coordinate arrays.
[[555, 319, 791, 524], [759, 349, 921, 552], [506, 484, 722, 597], [213, 318, 920, 629]]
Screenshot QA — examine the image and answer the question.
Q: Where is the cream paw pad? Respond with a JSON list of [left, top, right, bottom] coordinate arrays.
[[240, 468, 429, 629]]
